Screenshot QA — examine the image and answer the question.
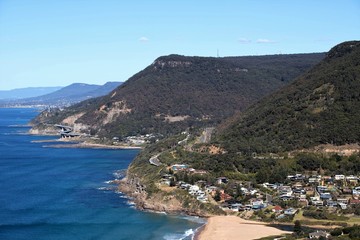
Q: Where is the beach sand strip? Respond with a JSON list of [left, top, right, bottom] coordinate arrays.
[[197, 216, 291, 240]]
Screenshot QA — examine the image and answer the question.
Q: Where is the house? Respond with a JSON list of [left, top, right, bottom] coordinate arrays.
[[197, 196, 208, 203], [313, 200, 324, 207], [353, 189, 360, 198], [322, 176, 333, 183], [305, 186, 315, 196], [161, 174, 172, 179], [292, 182, 303, 189], [349, 199, 360, 205], [250, 189, 258, 195], [320, 193, 332, 201], [280, 195, 293, 201], [179, 183, 191, 190], [193, 169, 208, 175], [342, 188, 352, 194], [160, 179, 171, 185], [250, 199, 265, 210], [171, 164, 188, 171], [230, 203, 243, 211], [189, 185, 200, 192], [217, 177, 228, 184], [279, 185, 292, 194], [220, 191, 232, 201], [298, 198, 309, 207], [272, 205, 283, 213], [195, 180, 207, 187], [326, 200, 338, 208], [317, 186, 328, 193], [284, 208, 297, 215], [309, 230, 330, 239], [205, 186, 218, 196], [346, 175, 358, 181], [338, 202, 347, 210], [263, 182, 276, 189], [309, 177, 321, 184], [287, 174, 304, 181], [240, 187, 250, 195], [335, 175, 345, 181]]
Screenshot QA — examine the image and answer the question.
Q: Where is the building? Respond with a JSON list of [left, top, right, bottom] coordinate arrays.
[[309, 230, 330, 239], [217, 177, 228, 184], [272, 205, 283, 213]]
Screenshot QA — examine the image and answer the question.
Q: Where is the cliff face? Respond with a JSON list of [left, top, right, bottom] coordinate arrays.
[[119, 175, 214, 217], [117, 140, 225, 217]]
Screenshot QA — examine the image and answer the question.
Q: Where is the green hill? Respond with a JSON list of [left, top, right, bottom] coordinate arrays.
[[31, 53, 324, 138], [217, 41, 360, 154]]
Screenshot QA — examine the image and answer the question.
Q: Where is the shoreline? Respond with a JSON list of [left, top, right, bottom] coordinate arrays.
[[34, 134, 291, 240], [195, 216, 292, 240], [193, 221, 207, 240], [31, 138, 143, 150], [118, 177, 293, 240], [32, 133, 290, 240], [43, 142, 143, 150]]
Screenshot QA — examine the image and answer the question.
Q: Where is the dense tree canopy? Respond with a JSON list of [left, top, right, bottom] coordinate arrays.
[[217, 41, 360, 153]]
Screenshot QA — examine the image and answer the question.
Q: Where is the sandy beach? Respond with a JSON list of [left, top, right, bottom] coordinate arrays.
[[197, 216, 291, 240]]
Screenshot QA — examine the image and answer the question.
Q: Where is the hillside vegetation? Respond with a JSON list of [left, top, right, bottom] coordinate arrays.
[[217, 41, 360, 154], [31, 53, 324, 138]]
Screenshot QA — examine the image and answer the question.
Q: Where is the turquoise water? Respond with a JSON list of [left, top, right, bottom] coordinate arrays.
[[0, 108, 204, 240]]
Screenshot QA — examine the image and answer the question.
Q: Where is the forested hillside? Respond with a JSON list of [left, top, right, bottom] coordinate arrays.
[[31, 53, 324, 138], [217, 41, 360, 153]]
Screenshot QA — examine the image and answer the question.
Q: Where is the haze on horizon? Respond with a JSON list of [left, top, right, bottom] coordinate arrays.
[[0, 0, 359, 90]]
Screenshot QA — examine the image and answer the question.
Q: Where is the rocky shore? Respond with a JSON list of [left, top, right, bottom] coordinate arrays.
[[118, 174, 211, 217]]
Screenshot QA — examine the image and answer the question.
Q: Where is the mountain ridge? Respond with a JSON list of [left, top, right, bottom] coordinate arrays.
[[30, 52, 325, 138], [1, 82, 122, 107], [0, 86, 62, 100]]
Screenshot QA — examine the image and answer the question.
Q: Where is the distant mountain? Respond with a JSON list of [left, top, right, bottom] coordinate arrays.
[[217, 41, 360, 153], [0, 87, 62, 100], [1, 82, 123, 107], [83, 82, 123, 98], [31, 53, 324, 137]]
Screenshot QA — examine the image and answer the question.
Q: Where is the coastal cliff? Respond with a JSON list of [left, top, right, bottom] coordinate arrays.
[[118, 141, 225, 217], [119, 172, 223, 217]]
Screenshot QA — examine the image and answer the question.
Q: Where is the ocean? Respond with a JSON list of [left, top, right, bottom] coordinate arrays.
[[0, 108, 204, 240]]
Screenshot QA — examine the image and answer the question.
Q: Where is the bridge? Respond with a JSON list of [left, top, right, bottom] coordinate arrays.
[[54, 124, 79, 138]]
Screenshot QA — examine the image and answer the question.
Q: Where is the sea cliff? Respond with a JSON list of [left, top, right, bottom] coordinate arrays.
[[118, 172, 220, 217]]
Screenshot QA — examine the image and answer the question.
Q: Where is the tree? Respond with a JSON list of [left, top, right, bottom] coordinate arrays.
[[184, 173, 189, 183], [169, 178, 176, 187], [293, 220, 302, 234], [349, 228, 360, 239], [256, 168, 270, 183], [214, 190, 221, 202], [330, 228, 343, 237]]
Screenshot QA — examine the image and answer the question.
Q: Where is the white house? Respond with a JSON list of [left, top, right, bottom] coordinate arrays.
[[335, 175, 345, 180]]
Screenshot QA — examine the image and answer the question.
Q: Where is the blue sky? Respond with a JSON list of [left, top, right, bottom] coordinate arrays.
[[0, 0, 359, 90]]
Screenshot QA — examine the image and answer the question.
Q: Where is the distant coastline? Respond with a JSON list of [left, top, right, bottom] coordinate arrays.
[[31, 139, 143, 150], [44, 142, 143, 150]]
